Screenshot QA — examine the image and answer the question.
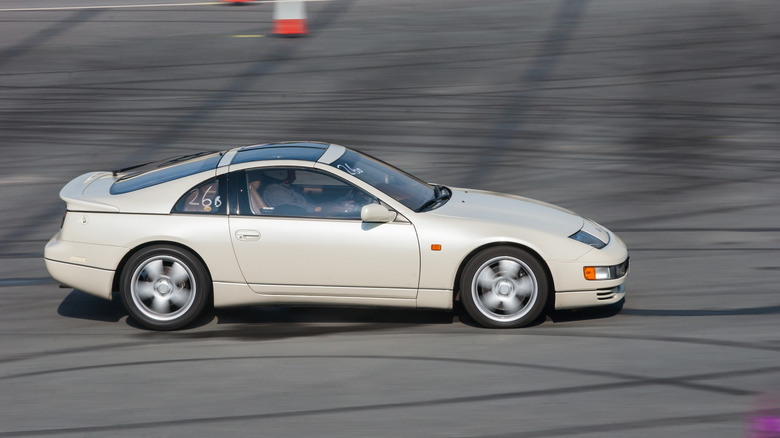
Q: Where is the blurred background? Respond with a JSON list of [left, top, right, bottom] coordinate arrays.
[[1, 0, 779, 436]]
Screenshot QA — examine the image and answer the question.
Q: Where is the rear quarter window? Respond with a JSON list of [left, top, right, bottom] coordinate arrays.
[[172, 176, 227, 214]]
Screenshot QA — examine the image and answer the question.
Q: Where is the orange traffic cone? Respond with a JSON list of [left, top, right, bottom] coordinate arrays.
[[273, 0, 308, 36]]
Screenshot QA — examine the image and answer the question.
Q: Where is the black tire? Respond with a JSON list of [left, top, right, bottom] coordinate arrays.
[[460, 246, 548, 328], [120, 245, 211, 330]]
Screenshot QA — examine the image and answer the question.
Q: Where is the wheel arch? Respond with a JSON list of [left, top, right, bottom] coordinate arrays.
[[452, 241, 556, 310], [111, 241, 214, 297]]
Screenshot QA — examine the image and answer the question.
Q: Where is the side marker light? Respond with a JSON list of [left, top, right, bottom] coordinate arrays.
[[431, 244, 442, 251]]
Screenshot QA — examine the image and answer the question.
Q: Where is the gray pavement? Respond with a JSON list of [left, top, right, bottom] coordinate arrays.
[[1, 0, 779, 436]]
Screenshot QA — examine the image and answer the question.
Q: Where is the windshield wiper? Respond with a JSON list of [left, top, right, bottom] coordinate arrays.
[[111, 151, 221, 177], [416, 184, 451, 212], [112, 161, 155, 177]]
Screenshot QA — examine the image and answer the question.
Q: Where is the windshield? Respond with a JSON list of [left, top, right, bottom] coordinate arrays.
[[329, 149, 438, 211]]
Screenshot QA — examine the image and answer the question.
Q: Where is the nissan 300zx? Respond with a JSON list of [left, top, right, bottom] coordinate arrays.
[[45, 142, 628, 330]]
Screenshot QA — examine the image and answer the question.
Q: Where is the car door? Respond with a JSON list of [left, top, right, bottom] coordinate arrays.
[[228, 167, 421, 299]]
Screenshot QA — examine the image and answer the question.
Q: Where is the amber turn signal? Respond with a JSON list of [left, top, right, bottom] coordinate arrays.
[[584, 266, 612, 280]]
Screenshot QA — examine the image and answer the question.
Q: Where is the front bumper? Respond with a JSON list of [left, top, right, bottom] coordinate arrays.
[[549, 229, 629, 309], [554, 283, 625, 310]]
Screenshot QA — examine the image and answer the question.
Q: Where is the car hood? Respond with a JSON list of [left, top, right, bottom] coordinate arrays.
[[428, 188, 584, 236]]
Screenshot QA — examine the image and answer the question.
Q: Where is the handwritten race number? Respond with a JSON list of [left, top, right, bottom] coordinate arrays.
[[187, 185, 222, 210], [337, 163, 363, 176]]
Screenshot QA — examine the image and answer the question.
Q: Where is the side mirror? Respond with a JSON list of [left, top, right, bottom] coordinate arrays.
[[361, 203, 397, 223]]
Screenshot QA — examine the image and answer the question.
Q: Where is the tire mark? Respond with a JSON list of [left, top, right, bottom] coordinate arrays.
[[0, 0, 355, 254], [475, 411, 745, 438], [526, 330, 780, 353], [0, 340, 174, 365], [621, 305, 780, 317], [615, 227, 780, 232], [3, 318, 780, 367], [133, 0, 354, 155], [0, 354, 765, 436], [2, 19, 772, 80], [626, 248, 780, 252], [461, 0, 589, 188], [0, 9, 101, 68], [4, 353, 767, 394], [611, 200, 780, 228], [0, 277, 56, 287], [0, 398, 745, 437]]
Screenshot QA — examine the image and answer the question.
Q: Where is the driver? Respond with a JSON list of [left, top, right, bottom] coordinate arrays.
[[262, 169, 322, 213]]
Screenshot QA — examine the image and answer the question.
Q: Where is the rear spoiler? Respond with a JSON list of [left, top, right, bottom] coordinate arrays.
[[59, 172, 120, 212]]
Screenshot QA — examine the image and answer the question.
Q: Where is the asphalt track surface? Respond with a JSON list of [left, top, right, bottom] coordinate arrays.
[[2, 0, 780, 436]]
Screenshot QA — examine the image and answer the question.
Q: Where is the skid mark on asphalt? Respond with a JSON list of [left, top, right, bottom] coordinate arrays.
[[623, 305, 780, 317], [0, 9, 101, 68], [0, 9, 103, 254], [477, 411, 746, 438], [462, 0, 589, 188], [0, 355, 780, 399], [0, 0, 330, 13], [0, 0, 353, 255], [531, 330, 780, 353], [5, 353, 770, 391], [132, 0, 354, 155], [0, 277, 56, 287], [0, 354, 770, 436]]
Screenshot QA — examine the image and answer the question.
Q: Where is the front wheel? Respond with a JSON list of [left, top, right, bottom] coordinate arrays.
[[120, 245, 211, 330], [460, 246, 548, 328]]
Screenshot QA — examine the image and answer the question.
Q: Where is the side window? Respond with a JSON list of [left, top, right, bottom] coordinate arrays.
[[244, 168, 377, 219], [172, 176, 226, 214]]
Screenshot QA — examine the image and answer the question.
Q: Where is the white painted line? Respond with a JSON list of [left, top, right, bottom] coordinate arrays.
[[0, 0, 330, 13]]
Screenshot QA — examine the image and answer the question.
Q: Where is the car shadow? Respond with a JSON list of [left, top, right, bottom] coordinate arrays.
[[57, 290, 625, 333], [57, 289, 127, 323], [546, 299, 625, 323], [56, 290, 218, 330], [135, 306, 454, 341], [214, 305, 454, 325]]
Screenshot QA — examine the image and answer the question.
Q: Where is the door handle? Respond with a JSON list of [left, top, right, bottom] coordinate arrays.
[[235, 229, 260, 241]]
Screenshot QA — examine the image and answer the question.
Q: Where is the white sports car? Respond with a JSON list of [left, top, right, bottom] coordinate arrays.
[[45, 142, 628, 330]]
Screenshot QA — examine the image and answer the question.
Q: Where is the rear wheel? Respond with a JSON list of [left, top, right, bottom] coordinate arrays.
[[460, 246, 548, 328], [120, 245, 210, 330]]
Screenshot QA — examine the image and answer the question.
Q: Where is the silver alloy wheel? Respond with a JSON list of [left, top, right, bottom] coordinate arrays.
[[471, 256, 538, 323], [130, 255, 197, 322]]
